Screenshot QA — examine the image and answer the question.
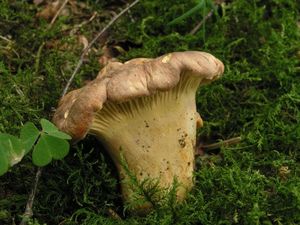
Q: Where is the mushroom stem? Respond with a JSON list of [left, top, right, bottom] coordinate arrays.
[[90, 76, 201, 208], [53, 51, 225, 213]]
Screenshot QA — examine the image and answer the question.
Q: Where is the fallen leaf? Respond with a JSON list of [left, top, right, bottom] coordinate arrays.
[[278, 166, 290, 180], [34, 0, 44, 6], [36, 0, 69, 21], [78, 35, 89, 51], [98, 45, 125, 67], [36, 1, 60, 20], [45, 39, 70, 50]]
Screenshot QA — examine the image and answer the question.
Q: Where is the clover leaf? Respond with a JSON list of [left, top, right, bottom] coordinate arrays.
[[0, 119, 71, 176], [40, 119, 71, 140], [32, 133, 69, 167], [20, 122, 40, 153]]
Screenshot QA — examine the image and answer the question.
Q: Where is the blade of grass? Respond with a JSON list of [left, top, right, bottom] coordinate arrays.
[[168, 0, 205, 26]]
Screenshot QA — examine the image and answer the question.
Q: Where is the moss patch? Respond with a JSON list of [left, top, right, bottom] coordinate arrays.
[[0, 0, 299, 224]]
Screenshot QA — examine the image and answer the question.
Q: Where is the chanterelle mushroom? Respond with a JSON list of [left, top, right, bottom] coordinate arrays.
[[53, 51, 224, 211]]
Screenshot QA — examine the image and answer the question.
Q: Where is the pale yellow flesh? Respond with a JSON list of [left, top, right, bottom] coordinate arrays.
[[90, 75, 202, 209]]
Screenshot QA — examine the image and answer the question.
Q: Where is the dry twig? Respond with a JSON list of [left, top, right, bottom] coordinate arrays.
[[0, 35, 12, 43], [48, 0, 69, 29], [189, 9, 214, 35], [62, 0, 140, 96], [107, 208, 122, 220], [20, 42, 46, 225], [19, 169, 42, 225], [201, 137, 242, 150], [69, 11, 98, 35], [196, 137, 242, 156], [20, 1, 140, 224]]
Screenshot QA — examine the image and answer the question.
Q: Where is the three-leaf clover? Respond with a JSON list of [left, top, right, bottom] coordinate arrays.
[[32, 119, 71, 166], [0, 119, 71, 176]]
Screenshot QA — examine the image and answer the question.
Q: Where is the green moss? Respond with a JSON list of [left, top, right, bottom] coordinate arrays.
[[0, 0, 299, 224]]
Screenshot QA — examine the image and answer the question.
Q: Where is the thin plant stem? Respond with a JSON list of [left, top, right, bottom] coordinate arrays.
[[190, 9, 214, 35], [19, 168, 42, 225], [19, 1, 140, 224], [62, 0, 140, 97], [48, 0, 69, 29], [34, 42, 45, 77], [200, 137, 242, 151]]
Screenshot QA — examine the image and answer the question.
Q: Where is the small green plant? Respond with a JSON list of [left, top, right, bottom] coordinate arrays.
[[168, 0, 216, 26], [119, 153, 182, 214], [120, 153, 164, 212], [0, 119, 71, 176], [1, 0, 300, 224]]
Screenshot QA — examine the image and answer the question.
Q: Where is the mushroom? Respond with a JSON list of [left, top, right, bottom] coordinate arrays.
[[53, 51, 224, 211]]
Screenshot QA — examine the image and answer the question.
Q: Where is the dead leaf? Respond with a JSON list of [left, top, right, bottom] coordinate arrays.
[[45, 39, 71, 51], [278, 166, 290, 180], [36, 1, 60, 20], [36, 0, 69, 21], [98, 45, 120, 67], [34, 0, 45, 6], [214, 0, 225, 4], [78, 35, 89, 51], [68, 0, 87, 15]]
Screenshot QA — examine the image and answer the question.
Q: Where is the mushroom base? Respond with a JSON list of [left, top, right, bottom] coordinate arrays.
[[90, 76, 201, 212]]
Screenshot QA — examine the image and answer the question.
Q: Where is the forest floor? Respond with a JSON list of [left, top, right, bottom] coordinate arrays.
[[0, 0, 299, 224]]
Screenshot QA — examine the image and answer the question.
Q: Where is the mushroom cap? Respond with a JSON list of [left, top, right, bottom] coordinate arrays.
[[53, 51, 224, 141]]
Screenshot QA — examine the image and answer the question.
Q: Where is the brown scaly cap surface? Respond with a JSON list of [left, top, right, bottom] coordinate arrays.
[[52, 51, 224, 141]]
